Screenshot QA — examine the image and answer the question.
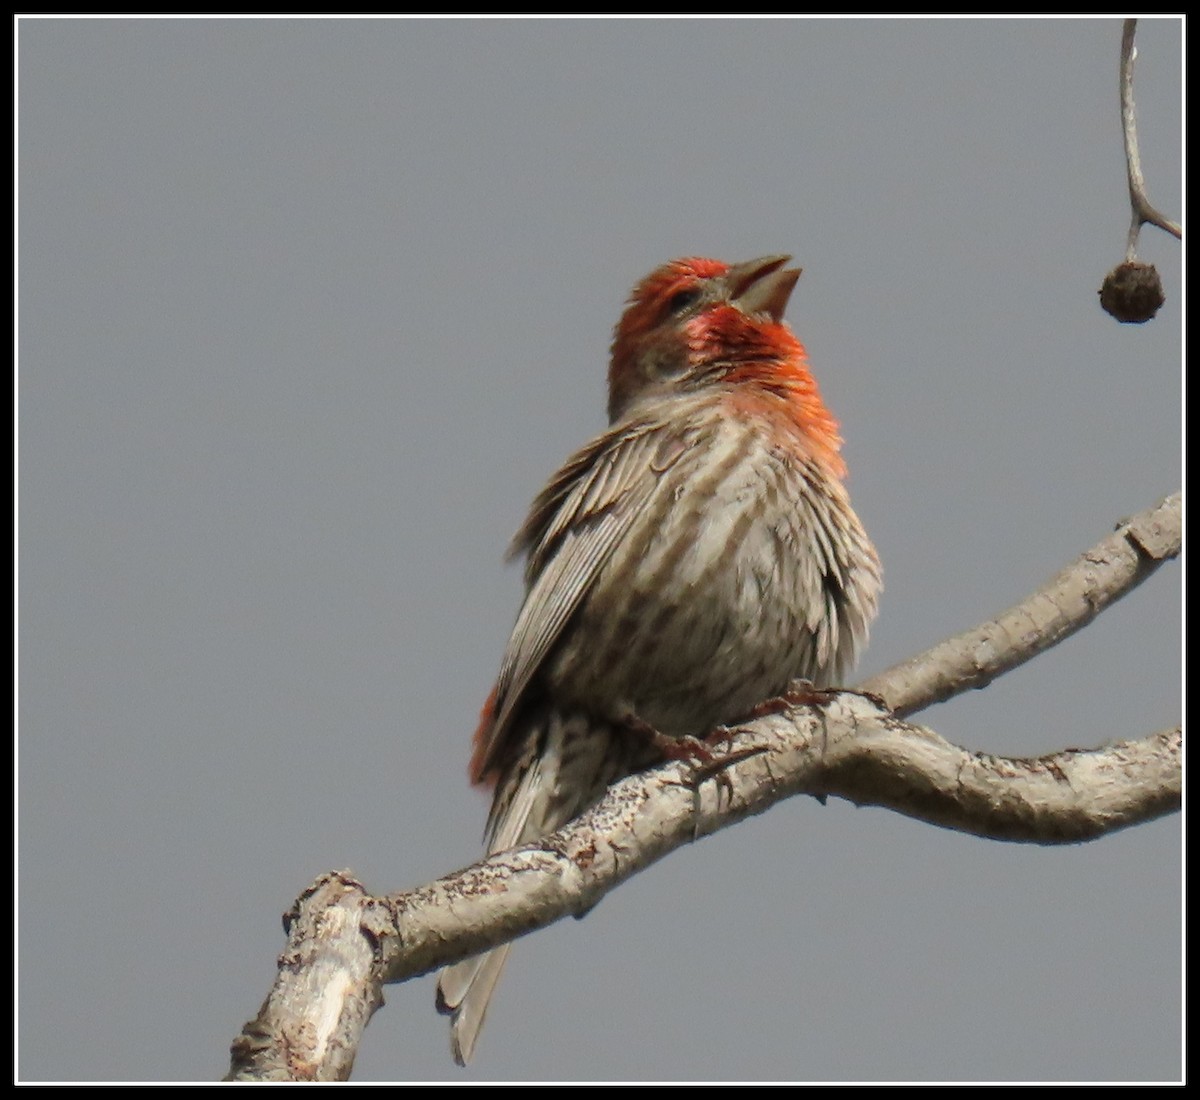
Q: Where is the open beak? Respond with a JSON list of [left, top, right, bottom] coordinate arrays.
[[727, 254, 802, 322]]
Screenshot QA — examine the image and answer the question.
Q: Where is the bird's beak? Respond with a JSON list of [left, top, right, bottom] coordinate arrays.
[[728, 255, 802, 322]]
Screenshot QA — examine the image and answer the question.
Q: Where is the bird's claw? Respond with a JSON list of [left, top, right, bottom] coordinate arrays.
[[739, 682, 845, 720], [620, 711, 767, 835]]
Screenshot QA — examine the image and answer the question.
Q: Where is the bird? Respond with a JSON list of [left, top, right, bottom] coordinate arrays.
[[436, 254, 881, 1064]]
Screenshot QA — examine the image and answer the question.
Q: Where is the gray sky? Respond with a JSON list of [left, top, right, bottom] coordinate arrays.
[[18, 16, 1181, 1083]]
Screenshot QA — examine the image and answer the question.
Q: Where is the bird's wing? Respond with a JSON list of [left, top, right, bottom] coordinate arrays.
[[471, 416, 688, 784]]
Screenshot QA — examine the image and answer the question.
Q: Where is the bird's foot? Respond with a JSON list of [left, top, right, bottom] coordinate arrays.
[[737, 680, 846, 721], [620, 712, 763, 774], [620, 712, 765, 833]]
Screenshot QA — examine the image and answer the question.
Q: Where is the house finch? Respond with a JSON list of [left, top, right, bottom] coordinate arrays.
[[436, 255, 881, 1064]]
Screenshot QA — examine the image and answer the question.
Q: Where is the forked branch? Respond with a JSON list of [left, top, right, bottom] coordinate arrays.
[[227, 492, 1182, 1080]]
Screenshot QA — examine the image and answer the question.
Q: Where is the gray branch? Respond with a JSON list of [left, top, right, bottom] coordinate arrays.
[[226, 493, 1182, 1080], [859, 492, 1180, 718]]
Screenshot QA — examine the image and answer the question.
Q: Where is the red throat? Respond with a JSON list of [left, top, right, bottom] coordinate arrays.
[[694, 310, 847, 480]]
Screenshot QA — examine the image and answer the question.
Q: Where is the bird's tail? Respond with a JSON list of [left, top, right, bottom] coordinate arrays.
[[436, 710, 654, 1065], [436, 942, 514, 1066]]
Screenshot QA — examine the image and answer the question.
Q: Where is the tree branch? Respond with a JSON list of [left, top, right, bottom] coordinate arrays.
[[378, 705, 1179, 986], [227, 704, 1179, 1080], [226, 494, 1182, 1080], [859, 491, 1180, 718], [226, 873, 382, 1081]]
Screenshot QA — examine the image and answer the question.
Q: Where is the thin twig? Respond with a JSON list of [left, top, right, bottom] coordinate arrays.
[[1120, 18, 1182, 257]]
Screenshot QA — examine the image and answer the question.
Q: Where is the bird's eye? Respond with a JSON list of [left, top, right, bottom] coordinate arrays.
[[665, 288, 701, 316]]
